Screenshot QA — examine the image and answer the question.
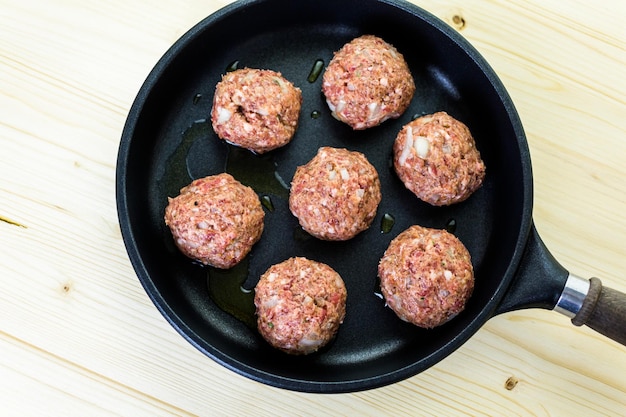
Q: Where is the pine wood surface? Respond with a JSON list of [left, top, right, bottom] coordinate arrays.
[[1, 0, 625, 415]]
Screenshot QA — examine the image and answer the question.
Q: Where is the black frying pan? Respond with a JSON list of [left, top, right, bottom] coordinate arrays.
[[116, 0, 626, 393]]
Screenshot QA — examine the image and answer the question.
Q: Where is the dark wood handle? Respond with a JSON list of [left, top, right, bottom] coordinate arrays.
[[571, 277, 626, 346]]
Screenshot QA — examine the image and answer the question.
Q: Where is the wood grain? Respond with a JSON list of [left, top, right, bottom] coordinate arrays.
[[1, 0, 625, 415]]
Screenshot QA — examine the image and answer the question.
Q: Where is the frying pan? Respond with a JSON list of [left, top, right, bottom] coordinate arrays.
[[116, 0, 626, 393]]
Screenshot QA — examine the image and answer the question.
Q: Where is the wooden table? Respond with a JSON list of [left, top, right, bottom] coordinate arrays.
[[2, 0, 625, 415]]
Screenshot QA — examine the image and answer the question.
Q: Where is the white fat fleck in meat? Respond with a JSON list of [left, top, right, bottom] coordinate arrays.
[[398, 126, 414, 166], [414, 136, 430, 159], [299, 337, 323, 349], [367, 102, 381, 121], [262, 295, 280, 309], [335, 100, 346, 113], [232, 89, 244, 103], [339, 168, 350, 180], [215, 106, 232, 124], [255, 107, 269, 116]]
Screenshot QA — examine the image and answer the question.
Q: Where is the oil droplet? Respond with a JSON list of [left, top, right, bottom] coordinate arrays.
[[225, 145, 289, 199], [445, 218, 457, 233], [293, 226, 313, 242], [261, 195, 274, 212], [225, 60, 240, 73], [311, 110, 321, 119], [163, 120, 211, 197], [381, 213, 395, 233], [307, 59, 324, 83], [207, 260, 257, 329], [193, 93, 202, 105]]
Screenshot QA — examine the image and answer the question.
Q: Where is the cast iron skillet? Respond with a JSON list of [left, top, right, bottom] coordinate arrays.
[[116, 0, 626, 393]]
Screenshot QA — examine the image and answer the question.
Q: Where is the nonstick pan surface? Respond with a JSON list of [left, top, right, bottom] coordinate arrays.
[[116, 0, 533, 392]]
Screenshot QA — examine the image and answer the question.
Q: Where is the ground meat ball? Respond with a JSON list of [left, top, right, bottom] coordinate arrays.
[[211, 68, 302, 154], [254, 257, 347, 355], [322, 35, 415, 130], [289, 147, 382, 241], [378, 225, 474, 328], [393, 111, 486, 206], [164, 173, 264, 269]]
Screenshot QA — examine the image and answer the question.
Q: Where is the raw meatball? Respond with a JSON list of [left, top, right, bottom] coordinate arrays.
[[164, 173, 264, 269], [254, 257, 347, 355], [211, 68, 302, 154], [393, 111, 486, 206], [289, 147, 382, 241], [322, 35, 415, 130], [378, 225, 474, 328]]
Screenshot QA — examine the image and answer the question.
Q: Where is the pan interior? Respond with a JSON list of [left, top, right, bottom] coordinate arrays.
[[117, 0, 530, 392]]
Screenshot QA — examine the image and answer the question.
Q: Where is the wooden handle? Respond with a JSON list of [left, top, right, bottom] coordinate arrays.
[[571, 278, 626, 346]]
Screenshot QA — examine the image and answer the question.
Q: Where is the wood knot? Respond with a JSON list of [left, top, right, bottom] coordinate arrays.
[[504, 376, 519, 391], [0, 215, 27, 228], [60, 281, 74, 296], [451, 14, 466, 30]]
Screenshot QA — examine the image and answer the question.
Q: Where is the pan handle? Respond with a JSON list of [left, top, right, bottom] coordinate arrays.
[[566, 277, 626, 345], [495, 223, 569, 313], [495, 223, 626, 346]]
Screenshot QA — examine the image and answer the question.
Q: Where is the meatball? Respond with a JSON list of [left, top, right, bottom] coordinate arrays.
[[393, 111, 486, 206], [254, 257, 347, 355], [211, 68, 302, 154], [289, 147, 382, 241], [378, 225, 474, 328], [164, 173, 264, 269], [322, 35, 415, 130]]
